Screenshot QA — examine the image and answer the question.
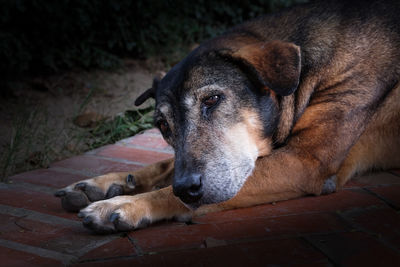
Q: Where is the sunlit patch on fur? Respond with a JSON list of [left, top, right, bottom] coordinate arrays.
[[240, 109, 273, 157], [224, 122, 259, 162]]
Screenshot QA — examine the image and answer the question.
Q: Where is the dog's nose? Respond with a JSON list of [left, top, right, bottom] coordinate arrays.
[[173, 173, 203, 204]]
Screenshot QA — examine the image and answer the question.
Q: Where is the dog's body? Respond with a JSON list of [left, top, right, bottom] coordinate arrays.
[[55, 0, 400, 233]]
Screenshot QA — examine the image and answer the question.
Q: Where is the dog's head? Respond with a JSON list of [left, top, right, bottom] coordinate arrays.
[[135, 36, 301, 208]]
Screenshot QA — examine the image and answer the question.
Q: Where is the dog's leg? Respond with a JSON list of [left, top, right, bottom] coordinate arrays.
[[55, 158, 174, 212], [77, 186, 191, 233], [336, 83, 400, 187]]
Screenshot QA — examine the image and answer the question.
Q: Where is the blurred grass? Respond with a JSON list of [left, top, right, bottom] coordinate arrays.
[[1, 108, 54, 182]]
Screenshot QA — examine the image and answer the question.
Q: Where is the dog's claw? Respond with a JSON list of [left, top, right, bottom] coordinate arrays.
[[82, 216, 93, 226], [74, 182, 87, 190], [110, 212, 131, 231], [54, 190, 66, 197], [112, 213, 135, 231], [126, 174, 136, 189], [136, 218, 150, 229], [109, 212, 120, 223]]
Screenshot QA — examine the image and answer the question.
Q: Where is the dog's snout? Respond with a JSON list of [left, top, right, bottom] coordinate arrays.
[[173, 173, 203, 204]]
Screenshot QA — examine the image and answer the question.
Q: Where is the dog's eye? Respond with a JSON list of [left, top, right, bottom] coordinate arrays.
[[203, 95, 220, 108], [158, 120, 169, 134]]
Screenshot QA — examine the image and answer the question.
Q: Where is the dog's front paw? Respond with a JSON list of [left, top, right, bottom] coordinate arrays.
[[54, 173, 136, 212], [78, 195, 152, 234]]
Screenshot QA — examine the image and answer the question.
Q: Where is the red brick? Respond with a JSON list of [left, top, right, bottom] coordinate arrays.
[[0, 214, 78, 248], [342, 180, 365, 188], [0, 213, 111, 256], [80, 237, 136, 261], [0, 187, 79, 221], [126, 134, 170, 151], [344, 207, 400, 249], [367, 185, 400, 208], [390, 169, 400, 177], [96, 145, 173, 165], [0, 245, 62, 266], [42, 229, 117, 256], [305, 231, 400, 266], [194, 189, 383, 224], [211, 212, 349, 241], [217, 238, 326, 266], [75, 238, 327, 266], [142, 128, 162, 135], [159, 238, 324, 266], [76, 256, 164, 267], [129, 213, 348, 253], [9, 168, 88, 188], [129, 223, 216, 253], [290, 261, 331, 267], [345, 172, 400, 188], [51, 155, 142, 175]]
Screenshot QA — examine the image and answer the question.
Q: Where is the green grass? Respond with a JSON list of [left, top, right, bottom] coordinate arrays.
[[86, 106, 154, 150]]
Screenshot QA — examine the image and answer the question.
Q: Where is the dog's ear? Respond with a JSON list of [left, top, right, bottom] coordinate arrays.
[[134, 72, 165, 106], [134, 87, 155, 106], [223, 40, 301, 96]]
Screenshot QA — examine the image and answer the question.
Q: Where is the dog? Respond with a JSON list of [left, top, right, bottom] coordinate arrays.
[[55, 0, 400, 233]]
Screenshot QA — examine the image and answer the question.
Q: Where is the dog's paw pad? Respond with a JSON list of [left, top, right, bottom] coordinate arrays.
[[55, 179, 111, 212], [60, 191, 90, 212], [105, 184, 124, 199], [54, 190, 66, 197], [82, 216, 94, 227], [74, 182, 105, 202]]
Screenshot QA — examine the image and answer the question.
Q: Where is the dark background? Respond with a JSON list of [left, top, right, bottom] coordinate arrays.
[[1, 0, 308, 81]]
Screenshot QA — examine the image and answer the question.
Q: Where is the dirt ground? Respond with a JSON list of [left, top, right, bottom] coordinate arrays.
[[0, 59, 163, 180]]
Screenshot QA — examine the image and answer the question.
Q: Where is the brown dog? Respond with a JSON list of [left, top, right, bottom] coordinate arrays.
[[55, 0, 400, 233]]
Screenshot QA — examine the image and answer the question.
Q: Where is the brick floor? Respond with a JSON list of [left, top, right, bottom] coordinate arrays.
[[1, 128, 400, 266]]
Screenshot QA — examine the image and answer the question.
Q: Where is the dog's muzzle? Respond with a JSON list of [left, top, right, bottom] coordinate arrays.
[[173, 172, 203, 204]]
